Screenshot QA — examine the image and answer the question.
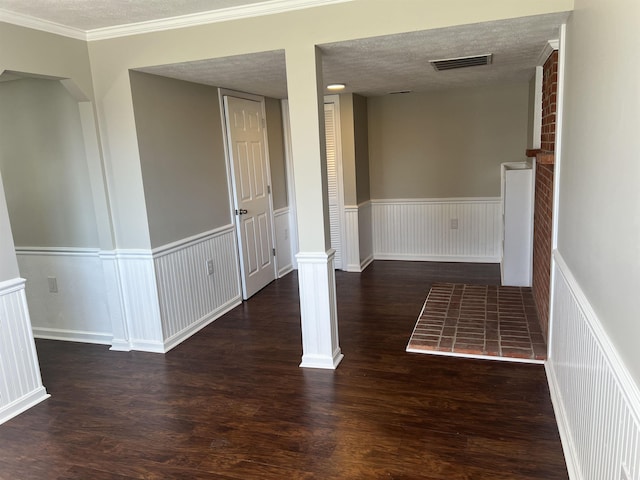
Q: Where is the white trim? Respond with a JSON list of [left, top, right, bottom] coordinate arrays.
[[114, 249, 153, 259], [273, 207, 289, 217], [32, 327, 113, 346], [547, 250, 640, 480], [281, 99, 299, 269], [537, 38, 559, 66], [375, 254, 500, 263], [532, 66, 543, 150], [162, 296, 241, 353], [0, 277, 26, 295], [551, 24, 566, 252], [86, 0, 352, 41], [0, 8, 86, 40], [296, 249, 343, 369], [15, 246, 100, 257], [0, 1, 352, 41], [151, 224, 235, 257], [371, 197, 500, 205], [545, 361, 582, 479], [372, 198, 501, 263], [273, 207, 294, 277], [0, 387, 50, 426], [407, 348, 544, 365], [324, 95, 346, 270], [553, 252, 640, 411]]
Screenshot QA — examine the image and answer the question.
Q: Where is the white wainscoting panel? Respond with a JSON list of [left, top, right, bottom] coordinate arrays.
[[372, 198, 501, 262], [344, 205, 361, 272], [16, 247, 113, 344], [358, 201, 373, 271], [296, 250, 343, 369], [0, 278, 49, 425], [153, 226, 242, 352], [547, 251, 640, 480], [99, 251, 129, 351], [273, 208, 293, 277], [116, 251, 164, 352]]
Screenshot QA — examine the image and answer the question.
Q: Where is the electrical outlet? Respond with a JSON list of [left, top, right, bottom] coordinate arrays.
[[450, 218, 459, 230], [284, 228, 289, 240], [47, 276, 58, 293], [206, 260, 215, 276]]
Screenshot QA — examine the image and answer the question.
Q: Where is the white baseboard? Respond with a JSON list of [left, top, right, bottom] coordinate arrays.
[[0, 387, 50, 426], [547, 251, 640, 480], [32, 327, 113, 345], [360, 254, 374, 271], [278, 264, 294, 278], [374, 253, 500, 263], [162, 296, 242, 352]]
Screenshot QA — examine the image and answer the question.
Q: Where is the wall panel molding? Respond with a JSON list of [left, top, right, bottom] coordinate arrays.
[[372, 198, 501, 263], [273, 207, 293, 277], [296, 250, 343, 369], [547, 251, 640, 480], [116, 250, 164, 352], [16, 248, 114, 345], [153, 225, 241, 352], [0, 278, 49, 425]]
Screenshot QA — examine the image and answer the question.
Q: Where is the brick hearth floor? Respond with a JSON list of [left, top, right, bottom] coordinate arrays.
[[406, 283, 547, 363]]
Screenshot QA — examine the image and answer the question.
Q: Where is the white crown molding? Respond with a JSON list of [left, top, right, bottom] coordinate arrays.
[[86, 0, 352, 41], [0, 0, 351, 42], [537, 39, 559, 66], [0, 8, 87, 40]]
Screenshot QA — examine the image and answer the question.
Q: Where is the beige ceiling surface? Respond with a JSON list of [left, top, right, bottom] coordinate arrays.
[[142, 12, 568, 98], [0, 0, 267, 30], [0, 0, 569, 99]]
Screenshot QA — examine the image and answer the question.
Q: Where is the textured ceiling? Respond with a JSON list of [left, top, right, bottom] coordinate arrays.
[[0, 0, 267, 30], [0, 1, 569, 99], [320, 12, 569, 96], [140, 12, 568, 98], [138, 51, 288, 100]]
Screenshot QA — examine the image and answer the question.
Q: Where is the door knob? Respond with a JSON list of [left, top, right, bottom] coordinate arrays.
[[236, 209, 248, 215]]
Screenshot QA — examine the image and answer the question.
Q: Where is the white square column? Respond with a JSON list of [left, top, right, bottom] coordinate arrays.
[[296, 250, 344, 369], [286, 45, 343, 369]]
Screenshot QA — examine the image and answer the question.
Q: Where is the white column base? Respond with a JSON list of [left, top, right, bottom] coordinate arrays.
[[296, 250, 343, 370]]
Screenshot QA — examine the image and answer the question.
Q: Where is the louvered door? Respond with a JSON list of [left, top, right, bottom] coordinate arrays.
[[324, 101, 343, 270]]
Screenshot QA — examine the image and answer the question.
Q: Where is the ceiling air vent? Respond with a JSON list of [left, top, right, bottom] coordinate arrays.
[[430, 54, 493, 72]]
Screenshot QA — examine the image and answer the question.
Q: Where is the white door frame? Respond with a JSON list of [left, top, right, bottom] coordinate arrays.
[[323, 94, 346, 270], [218, 88, 278, 299]]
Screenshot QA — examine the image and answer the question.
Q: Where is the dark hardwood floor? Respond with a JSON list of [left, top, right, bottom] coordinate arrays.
[[0, 261, 568, 479]]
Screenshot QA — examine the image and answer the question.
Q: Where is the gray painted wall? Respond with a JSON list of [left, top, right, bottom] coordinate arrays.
[[353, 94, 370, 204], [0, 169, 19, 282], [265, 97, 287, 211], [0, 78, 99, 248], [130, 71, 231, 248], [367, 83, 529, 199], [559, 0, 640, 383]]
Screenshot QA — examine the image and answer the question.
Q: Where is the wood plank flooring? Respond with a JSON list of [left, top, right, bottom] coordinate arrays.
[[0, 261, 568, 479]]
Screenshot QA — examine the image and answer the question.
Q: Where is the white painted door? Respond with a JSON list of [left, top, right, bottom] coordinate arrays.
[[324, 101, 343, 270], [224, 95, 276, 299]]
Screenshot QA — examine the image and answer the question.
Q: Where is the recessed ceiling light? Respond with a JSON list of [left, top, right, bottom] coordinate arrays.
[[327, 83, 346, 91]]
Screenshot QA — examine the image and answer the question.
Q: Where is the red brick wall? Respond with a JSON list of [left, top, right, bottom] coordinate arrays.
[[541, 51, 558, 153], [533, 164, 554, 339], [532, 50, 558, 340]]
